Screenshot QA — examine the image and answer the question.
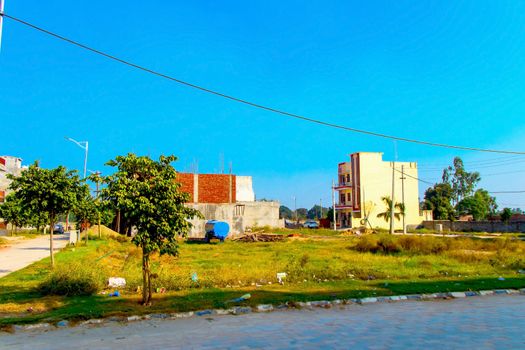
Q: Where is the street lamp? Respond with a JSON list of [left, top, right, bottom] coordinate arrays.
[[65, 137, 88, 179]]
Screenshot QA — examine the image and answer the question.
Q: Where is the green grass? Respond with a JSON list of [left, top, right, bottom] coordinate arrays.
[[266, 227, 342, 237], [1, 234, 525, 327]]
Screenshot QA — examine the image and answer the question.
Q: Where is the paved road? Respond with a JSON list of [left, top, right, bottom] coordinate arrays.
[[0, 234, 69, 278], [2, 295, 524, 349]]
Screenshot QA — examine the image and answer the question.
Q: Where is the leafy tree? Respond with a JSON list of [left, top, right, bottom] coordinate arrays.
[[376, 196, 405, 223], [73, 188, 98, 244], [102, 153, 202, 305], [279, 205, 293, 220], [296, 208, 308, 220], [28, 211, 49, 233], [423, 183, 455, 220], [325, 207, 334, 222], [500, 208, 513, 223], [442, 157, 480, 206], [307, 205, 328, 219], [0, 194, 28, 235], [456, 189, 497, 221], [8, 163, 84, 267]]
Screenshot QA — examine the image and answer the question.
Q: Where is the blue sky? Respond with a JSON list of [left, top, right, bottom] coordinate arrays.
[[1, 1, 525, 209]]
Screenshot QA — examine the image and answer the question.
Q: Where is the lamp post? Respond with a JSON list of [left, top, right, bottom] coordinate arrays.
[[65, 137, 88, 236], [65, 137, 88, 179]]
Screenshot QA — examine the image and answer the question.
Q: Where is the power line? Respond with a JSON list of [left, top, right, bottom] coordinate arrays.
[[489, 190, 525, 194], [393, 167, 434, 185], [2, 12, 525, 155]]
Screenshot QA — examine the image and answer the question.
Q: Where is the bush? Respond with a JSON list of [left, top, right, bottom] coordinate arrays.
[[397, 235, 448, 254], [39, 263, 105, 296], [353, 234, 400, 254]]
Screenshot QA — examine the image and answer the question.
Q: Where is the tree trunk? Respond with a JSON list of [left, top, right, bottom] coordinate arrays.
[[142, 249, 151, 305], [84, 221, 89, 245], [49, 215, 55, 268]]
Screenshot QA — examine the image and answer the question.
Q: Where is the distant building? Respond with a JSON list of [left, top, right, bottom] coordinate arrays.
[[176, 173, 280, 237], [335, 152, 431, 230], [0, 156, 26, 203]]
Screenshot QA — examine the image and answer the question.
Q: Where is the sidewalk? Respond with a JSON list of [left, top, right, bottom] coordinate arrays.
[[0, 234, 69, 278]]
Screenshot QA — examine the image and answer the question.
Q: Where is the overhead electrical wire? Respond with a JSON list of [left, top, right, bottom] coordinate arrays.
[[2, 12, 525, 155]]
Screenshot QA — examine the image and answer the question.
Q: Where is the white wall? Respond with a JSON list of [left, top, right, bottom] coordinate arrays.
[[236, 176, 255, 202], [186, 201, 282, 238]]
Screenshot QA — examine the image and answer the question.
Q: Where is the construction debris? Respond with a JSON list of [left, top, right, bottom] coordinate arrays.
[[232, 233, 285, 242]]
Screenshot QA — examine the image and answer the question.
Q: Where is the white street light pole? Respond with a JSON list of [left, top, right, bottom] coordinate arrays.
[[0, 0, 5, 51], [65, 137, 88, 178]]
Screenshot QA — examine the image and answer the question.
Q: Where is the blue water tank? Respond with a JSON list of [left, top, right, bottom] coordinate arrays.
[[205, 220, 230, 240]]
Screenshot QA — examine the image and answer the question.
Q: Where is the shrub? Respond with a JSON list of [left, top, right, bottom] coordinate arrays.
[[39, 263, 105, 296], [353, 234, 400, 254], [353, 235, 380, 253], [397, 235, 448, 254]]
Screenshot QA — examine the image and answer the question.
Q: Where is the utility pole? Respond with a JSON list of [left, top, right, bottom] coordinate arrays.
[[390, 162, 395, 234], [90, 170, 102, 239], [400, 165, 406, 234], [0, 0, 5, 51], [319, 198, 322, 219], [293, 195, 297, 222], [332, 180, 337, 231]]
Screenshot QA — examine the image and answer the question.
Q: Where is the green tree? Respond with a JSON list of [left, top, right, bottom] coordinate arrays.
[[0, 194, 28, 235], [423, 183, 455, 220], [296, 208, 308, 220], [376, 196, 405, 223], [8, 163, 84, 267], [325, 206, 334, 222], [73, 188, 98, 244], [102, 153, 202, 305], [279, 205, 293, 219], [456, 189, 497, 221], [442, 157, 481, 206], [500, 207, 513, 223], [307, 205, 327, 219]]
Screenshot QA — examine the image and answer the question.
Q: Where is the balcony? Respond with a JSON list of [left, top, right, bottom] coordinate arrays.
[[335, 203, 353, 210], [334, 182, 352, 190]]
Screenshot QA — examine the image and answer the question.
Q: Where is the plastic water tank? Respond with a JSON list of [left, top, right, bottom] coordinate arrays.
[[205, 220, 230, 241]]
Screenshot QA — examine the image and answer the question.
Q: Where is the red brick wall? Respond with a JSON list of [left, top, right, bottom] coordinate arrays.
[[176, 173, 236, 203], [198, 174, 236, 203], [177, 173, 194, 202]]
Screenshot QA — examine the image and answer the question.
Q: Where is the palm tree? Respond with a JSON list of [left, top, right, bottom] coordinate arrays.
[[376, 196, 405, 223]]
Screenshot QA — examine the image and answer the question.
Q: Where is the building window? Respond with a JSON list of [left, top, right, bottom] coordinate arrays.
[[346, 174, 350, 183], [339, 175, 345, 184], [347, 193, 352, 203], [340, 193, 345, 204]]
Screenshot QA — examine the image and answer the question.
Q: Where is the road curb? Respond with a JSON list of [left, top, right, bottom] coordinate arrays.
[[2, 288, 523, 334]]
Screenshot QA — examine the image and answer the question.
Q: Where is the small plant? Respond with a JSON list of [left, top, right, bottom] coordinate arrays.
[[38, 262, 105, 296]]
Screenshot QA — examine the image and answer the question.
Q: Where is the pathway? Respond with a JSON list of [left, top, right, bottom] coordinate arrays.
[[0, 234, 69, 278]]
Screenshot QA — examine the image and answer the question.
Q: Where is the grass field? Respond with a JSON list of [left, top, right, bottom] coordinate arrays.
[[1, 231, 525, 327]]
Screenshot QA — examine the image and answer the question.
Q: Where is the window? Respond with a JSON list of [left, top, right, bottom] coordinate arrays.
[[347, 193, 352, 203], [346, 174, 350, 183], [340, 193, 345, 204]]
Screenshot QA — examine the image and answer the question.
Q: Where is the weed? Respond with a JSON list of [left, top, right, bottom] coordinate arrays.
[[38, 262, 106, 296]]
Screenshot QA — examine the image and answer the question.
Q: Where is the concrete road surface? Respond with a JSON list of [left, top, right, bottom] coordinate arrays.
[[2, 294, 524, 349], [0, 234, 69, 278]]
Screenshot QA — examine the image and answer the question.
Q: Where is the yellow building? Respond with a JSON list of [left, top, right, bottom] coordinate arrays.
[[335, 152, 431, 230]]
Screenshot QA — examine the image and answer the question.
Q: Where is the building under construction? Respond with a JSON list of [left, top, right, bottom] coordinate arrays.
[[177, 172, 281, 237]]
